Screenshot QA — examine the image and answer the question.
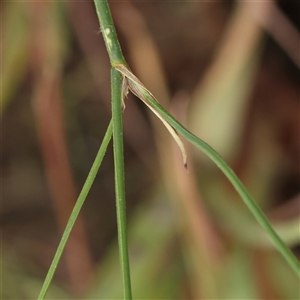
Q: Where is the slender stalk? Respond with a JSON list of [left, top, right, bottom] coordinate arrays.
[[93, 0, 126, 66], [135, 85, 300, 276], [37, 121, 113, 300], [93, 0, 299, 280], [93, 1, 132, 297], [111, 68, 132, 299]]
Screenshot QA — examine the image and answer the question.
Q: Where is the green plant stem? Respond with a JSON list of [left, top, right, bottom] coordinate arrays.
[[37, 121, 113, 300], [136, 85, 300, 276], [93, 0, 299, 279], [93, 1, 132, 297], [93, 0, 126, 66], [111, 67, 132, 299]]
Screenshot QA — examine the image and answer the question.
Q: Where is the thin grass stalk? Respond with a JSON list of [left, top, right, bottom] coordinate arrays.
[[111, 67, 132, 299], [94, 1, 132, 297], [93, 0, 299, 278], [37, 121, 113, 300], [93, 0, 126, 66]]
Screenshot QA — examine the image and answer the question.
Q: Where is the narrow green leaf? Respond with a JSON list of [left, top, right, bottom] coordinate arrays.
[[37, 121, 113, 300], [134, 83, 300, 277]]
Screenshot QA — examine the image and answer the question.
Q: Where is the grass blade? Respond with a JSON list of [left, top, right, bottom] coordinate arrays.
[[131, 79, 300, 277], [37, 120, 113, 300]]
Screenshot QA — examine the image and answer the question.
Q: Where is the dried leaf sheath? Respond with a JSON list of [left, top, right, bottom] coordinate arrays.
[[115, 64, 187, 168]]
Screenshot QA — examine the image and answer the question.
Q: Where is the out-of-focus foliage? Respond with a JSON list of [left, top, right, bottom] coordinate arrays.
[[2, 0, 299, 299]]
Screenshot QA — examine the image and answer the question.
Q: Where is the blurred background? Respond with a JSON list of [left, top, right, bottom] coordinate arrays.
[[1, 0, 299, 299]]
